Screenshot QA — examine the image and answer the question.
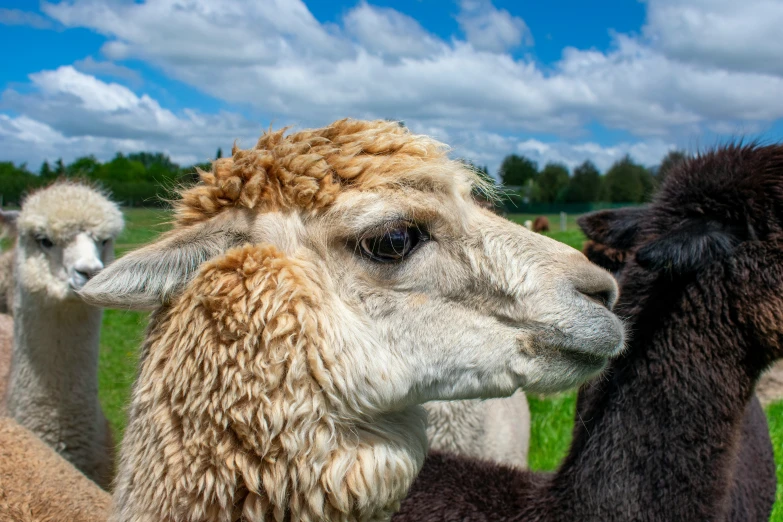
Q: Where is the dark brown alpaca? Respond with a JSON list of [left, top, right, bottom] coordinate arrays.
[[579, 206, 776, 521], [395, 143, 782, 521], [532, 216, 549, 233]]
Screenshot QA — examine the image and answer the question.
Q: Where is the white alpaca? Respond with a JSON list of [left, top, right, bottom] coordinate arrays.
[[5, 181, 123, 490], [424, 390, 530, 468], [0, 209, 16, 315], [81, 120, 623, 521], [0, 209, 18, 413]]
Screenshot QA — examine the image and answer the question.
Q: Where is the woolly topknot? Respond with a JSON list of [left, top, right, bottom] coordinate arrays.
[[175, 119, 468, 226], [18, 181, 124, 243]]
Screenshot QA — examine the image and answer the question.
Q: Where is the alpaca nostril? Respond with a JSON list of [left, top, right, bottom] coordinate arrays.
[[582, 289, 613, 309], [75, 269, 92, 281], [572, 264, 618, 311], [74, 267, 100, 281]]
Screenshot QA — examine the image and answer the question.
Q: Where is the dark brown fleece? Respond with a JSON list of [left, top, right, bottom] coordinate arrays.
[[396, 143, 782, 521]]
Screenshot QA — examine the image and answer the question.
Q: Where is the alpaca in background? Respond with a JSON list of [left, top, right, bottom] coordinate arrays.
[[5, 182, 124, 490]]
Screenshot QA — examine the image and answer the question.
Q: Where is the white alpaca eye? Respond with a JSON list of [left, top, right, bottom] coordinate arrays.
[[37, 236, 54, 249], [359, 225, 425, 263]]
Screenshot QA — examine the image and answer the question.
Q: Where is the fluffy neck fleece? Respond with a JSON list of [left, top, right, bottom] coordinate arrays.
[[6, 289, 108, 482], [112, 244, 427, 522]]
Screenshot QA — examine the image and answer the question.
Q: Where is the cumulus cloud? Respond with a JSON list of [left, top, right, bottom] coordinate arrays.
[[73, 56, 143, 87], [2, 0, 781, 173], [0, 67, 262, 167], [457, 0, 533, 53], [36, 0, 783, 140], [0, 8, 54, 29], [644, 0, 783, 76], [343, 2, 445, 60]]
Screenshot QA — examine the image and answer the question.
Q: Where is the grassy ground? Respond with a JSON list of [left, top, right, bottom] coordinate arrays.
[[98, 208, 782, 519]]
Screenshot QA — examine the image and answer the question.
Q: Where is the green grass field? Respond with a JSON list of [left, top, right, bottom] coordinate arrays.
[[98, 208, 782, 519]]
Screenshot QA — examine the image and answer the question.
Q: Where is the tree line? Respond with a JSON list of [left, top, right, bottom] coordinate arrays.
[[490, 150, 687, 204], [0, 150, 223, 207], [0, 148, 688, 207]]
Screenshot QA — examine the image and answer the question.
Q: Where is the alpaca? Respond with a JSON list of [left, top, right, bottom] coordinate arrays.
[[0, 416, 111, 521], [579, 206, 777, 519], [523, 220, 532, 230], [5, 181, 124, 490], [0, 208, 17, 315], [583, 209, 783, 406], [0, 209, 18, 414], [395, 143, 782, 521], [424, 390, 530, 469], [0, 313, 10, 416], [532, 216, 549, 233], [757, 361, 783, 405], [80, 119, 624, 521]]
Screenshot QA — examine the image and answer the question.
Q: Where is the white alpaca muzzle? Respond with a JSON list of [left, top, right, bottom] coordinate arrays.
[[66, 233, 105, 291]]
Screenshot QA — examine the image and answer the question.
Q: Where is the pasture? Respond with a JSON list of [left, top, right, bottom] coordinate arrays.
[[97, 208, 782, 519]]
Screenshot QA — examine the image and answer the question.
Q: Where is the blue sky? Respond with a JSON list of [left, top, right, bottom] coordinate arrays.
[[1, 0, 783, 177]]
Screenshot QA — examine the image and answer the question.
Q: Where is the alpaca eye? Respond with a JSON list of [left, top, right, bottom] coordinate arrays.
[[37, 236, 54, 249], [359, 226, 424, 263]]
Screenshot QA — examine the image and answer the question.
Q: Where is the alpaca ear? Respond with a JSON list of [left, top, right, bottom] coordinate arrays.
[[0, 209, 19, 235], [635, 220, 739, 274], [577, 207, 647, 249], [79, 222, 250, 310]]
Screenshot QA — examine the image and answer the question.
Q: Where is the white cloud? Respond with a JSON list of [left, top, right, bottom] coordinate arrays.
[[0, 0, 779, 177], [36, 0, 783, 141], [644, 0, 783, 76], [0, 67, 261, 167], [343, 2, 445, 60], [73, 56, 143, 87], [457, 0, 533, 53], [0, 8, 53, 29]]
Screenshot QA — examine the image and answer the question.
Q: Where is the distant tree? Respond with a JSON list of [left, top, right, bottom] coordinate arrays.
[[535, 162, 569, 203], [67, 156, 101, 179], [39, 160, 53, 179], [499, 154, 538, 187], [604, 155, 652, 203], [562, 160, 602, 203], [127, 152, 179, 175], [54, 158, 66, 177], [656, 150, 688, 186], [216, 147, 223, 159], [0, 162, 39, 205]]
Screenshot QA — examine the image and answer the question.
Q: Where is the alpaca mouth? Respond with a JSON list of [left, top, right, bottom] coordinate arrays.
[[558, 347, 609, 370]]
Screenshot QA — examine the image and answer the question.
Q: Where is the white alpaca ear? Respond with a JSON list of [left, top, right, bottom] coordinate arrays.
[[79, 222, 250, 310], [0, 209, 19, 236]]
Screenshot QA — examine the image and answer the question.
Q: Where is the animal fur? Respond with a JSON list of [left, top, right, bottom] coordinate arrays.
[[579, 210, 777, 520], [424, 390, 530, 469], [757, 361, 783, 405], [80, 119, 623, 521], [0, 416, 111, 522], [0, 313, 11, 415], [532, 216, 549, 233], [5, 181, 123, 490], [0, 250, 13, 315], [395, 143, 782, 521]]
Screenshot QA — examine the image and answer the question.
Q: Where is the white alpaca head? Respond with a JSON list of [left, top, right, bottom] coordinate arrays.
[[80, 120, 624, 520], [15, 182, 123, 302]]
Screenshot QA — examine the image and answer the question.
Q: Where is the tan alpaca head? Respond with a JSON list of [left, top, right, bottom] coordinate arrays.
[[82, 119, 623, 521], [15, 181, 123, 302]]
